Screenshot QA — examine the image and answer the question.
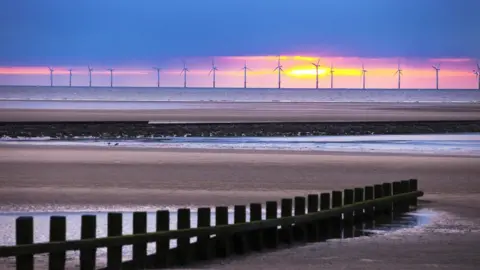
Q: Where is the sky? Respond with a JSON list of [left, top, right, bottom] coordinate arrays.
[[0, 0, 479, 89]]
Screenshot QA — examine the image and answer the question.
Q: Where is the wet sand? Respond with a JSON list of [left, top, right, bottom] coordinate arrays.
[[2, 102, 480, 122], [1, 145, 480, 269], [1, 145, 480, 206]]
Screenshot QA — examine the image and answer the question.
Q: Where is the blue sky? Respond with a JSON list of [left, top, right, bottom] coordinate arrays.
[[0, 0, 479, 66]]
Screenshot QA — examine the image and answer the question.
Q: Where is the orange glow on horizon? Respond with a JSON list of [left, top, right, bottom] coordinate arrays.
[[1, 56, 478, 89], [0, 67, 150, 75]]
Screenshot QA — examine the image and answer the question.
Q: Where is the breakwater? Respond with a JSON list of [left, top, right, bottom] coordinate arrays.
[[0, 180, 422, 269]]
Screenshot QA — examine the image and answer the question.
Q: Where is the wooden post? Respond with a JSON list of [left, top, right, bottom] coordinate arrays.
[[249, 203, 263, 251], [382, 182, 393, 217], [154, 210, 170, 268], [15, 217, 33, 270], [331, 191, 343, 239], [233, 205, 248, 254], [293, 196, 307, 242], [306, 194, 319, 242], [364, 186, 374, 231], [265, 201, 279, 248], [280, 198, 293, 245], [196, 208, 212, 260], [343, 189, 354, 238], [215, 206, 231, 258], [401, 180, 411, 212], [107, 213, 123, 270], [373, 184, 384, 217], [177, 208, 191, 265], [409, 179, 418, 207], [49, 216, 66, 270], [364, 186, 374, 220], [132, 212, 147, 268], [392, 181, 402, 214], [354, 187, 364, 224], [80, 215, 96, 270], [320, 193, 331, 240]]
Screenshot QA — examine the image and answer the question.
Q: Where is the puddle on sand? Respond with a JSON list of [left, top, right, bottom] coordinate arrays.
[[340, 208, 436, 239]]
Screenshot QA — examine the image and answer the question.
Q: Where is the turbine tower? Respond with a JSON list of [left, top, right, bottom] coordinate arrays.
[[394, 62, 403, 89], [180, 61, 189, 88], [474, 62, 480, 90], [152, 67, 162, 87], [48, 67, 54, 87], [88, 66, 93, 87], [330, 63, 335, 89], [209, 58, 218, 88], [107, 68, 114, 87], [361, 63, 367, 89], [273, 55, 284, 89], [68, 69, 73, 87], [312, 59, 321, 89], [432, 64, 440, 90], [241, 61, 252, 88]]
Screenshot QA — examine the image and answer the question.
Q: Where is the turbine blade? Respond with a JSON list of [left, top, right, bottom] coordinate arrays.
[[477, 62, 480, 70], [273, 67, 278, 71]]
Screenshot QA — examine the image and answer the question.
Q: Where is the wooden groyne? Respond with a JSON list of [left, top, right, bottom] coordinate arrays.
[[0, 179, 422, 269]]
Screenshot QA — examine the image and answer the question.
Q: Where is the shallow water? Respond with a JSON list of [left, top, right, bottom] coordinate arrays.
[[2, 133, 480, 156]]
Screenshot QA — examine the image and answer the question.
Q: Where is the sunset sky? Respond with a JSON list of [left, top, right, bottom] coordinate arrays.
[[1, 0, 479, 89]]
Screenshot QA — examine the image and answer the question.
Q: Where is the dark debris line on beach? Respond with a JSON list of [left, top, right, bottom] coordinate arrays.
[[0, 120, 479, 139]]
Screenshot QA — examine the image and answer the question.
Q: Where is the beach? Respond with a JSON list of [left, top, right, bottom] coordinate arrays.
[[1, 90, 480, 269], [1, 145, 480, 269], [1, 145, 480, 206]]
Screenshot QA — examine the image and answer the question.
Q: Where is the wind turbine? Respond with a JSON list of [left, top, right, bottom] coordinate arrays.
[[68, 69, 73, 87], [209, 58, 218, 88], [88, 66, 93, 87], [273, 55, 284, 89], [312, 59, 321, 89], [241, 61, 252, 88], [394, 62, 403, 89], [330, 63, 335, 89], [152, 67, 162, 87], [361, 63, 367, 89], [180, 61, 189, 88], [432, 64, 440, 90], [107, 68, 114, 87], [474, 62, 480, 90], [48, 67, 54, 86]]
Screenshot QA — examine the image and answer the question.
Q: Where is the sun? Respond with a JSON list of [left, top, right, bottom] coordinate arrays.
[[287, 66, 328, 77]]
